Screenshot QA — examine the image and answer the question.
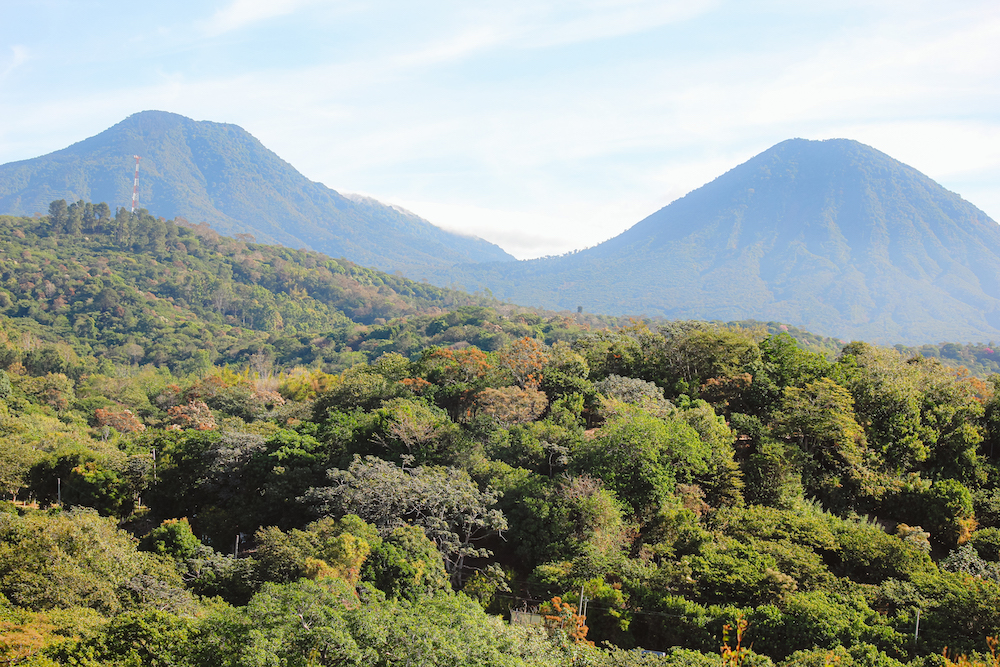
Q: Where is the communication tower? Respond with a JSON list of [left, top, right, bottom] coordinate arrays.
[[131, 155, 141, 213]]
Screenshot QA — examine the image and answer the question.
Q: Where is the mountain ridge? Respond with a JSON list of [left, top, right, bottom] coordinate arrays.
[[5, 116, 999, 345], [0, 110, 515, 273], [429, 138, 1000, 344]]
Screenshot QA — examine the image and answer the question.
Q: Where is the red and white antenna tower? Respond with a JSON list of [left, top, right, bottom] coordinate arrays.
[[130, 155, 141, 213]]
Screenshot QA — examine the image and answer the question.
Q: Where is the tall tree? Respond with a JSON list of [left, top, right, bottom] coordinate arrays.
[[305, 456, 506, 582], [47, 199, 68, 233]]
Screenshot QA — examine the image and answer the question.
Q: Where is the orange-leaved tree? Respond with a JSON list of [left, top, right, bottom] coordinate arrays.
[[541, 596, 592, 646], [498, 337, 550, 390]]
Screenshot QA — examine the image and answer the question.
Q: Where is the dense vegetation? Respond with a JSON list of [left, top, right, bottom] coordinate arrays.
[[3, 203, 1000, 666], [0, 204, 636, 378], [895, 342, 1000, 380]]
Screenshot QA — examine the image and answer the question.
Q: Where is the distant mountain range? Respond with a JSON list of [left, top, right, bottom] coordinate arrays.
[[433, 139, 1000, 345], [3, 114, 999, 345], [0, 111, 514, 273]]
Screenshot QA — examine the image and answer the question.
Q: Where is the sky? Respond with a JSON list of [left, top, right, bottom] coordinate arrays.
[[1, 0, 998, 259]]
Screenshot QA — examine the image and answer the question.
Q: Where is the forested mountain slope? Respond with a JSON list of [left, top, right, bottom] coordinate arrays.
[[2, 202, 1000, 665], [0, 111, 514, 273], [0, 205, 630, 375], [439, 139, 1000, 345], [2, 305, 1000, 665], [1, 199, 992, 385]]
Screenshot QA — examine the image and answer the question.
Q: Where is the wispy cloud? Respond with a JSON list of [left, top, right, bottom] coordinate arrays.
[[1, 0, 998, 256], [375, 0, 719, 74], [382, 197, 596, 259], [389, 27, 509, 69], [200, 0, 319, 36], [0, 46, 29, 80], [508, 0, 719, 49]]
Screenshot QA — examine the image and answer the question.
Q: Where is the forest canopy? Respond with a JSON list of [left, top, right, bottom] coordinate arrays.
[[2, 201, 1000, 666]]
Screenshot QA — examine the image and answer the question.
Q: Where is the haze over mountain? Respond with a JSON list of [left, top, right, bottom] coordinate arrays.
[[0, 111, 514, 273], [4, 114, 998, 345], [435, 139, 1000, 345]]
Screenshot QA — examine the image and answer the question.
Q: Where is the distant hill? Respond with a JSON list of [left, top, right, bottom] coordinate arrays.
[[435, 139, 1000, 345], [0, 206, 636, 374], [0, 111, 515, 273]]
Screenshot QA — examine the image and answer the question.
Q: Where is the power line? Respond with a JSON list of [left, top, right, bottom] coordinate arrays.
[[490, 593, 727, 622], [457, 564, 712, 620]]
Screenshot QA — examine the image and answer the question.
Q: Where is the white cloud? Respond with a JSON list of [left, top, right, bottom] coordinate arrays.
[[381, 198, 598, 259], [200, 0, 319, 36], [1, 0, 999, 257], [0, 46, 28, 80], [389, 27, 509, 69], [378, 0, 719, 72], [509, 0, 719, 49]]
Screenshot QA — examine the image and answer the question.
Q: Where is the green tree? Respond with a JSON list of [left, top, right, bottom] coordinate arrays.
[[57, 608, 194, 667], [575, 405, 708, 519], [199, 579, 361, 667], [371, 397, 461, 465], [0, 439, 37, 502], [915, 358, 986, 482], [835, 342, 927, 470], [112, 207, 132, 246], [362, 523, 450, 600], [47, 200, 68, 233], [305, 456, 506, 582], [475, 386, 549, 428], [140, 518, 202, 560], [772, 378, 872, 509], [66, 200, 84, 235], [922, 478, 977, 547], [594, 374, 672, 413], [0, 508, 167, 613]]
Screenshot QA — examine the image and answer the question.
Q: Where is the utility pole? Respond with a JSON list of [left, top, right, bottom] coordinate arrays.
[[130, 155, 141, 213], [577, 584, 589, 620]]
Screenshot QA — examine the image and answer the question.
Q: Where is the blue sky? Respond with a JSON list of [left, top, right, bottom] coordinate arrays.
[[1, 0, 998, 258]]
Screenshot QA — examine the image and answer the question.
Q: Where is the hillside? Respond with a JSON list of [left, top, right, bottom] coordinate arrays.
[[1, 202, 1000, 665], [434, 139, 1000, 345], [1, 269, 999, 664], [8, 200, 997, 382], [0, 205, 636, 376], [0, 110, 515, 273]]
